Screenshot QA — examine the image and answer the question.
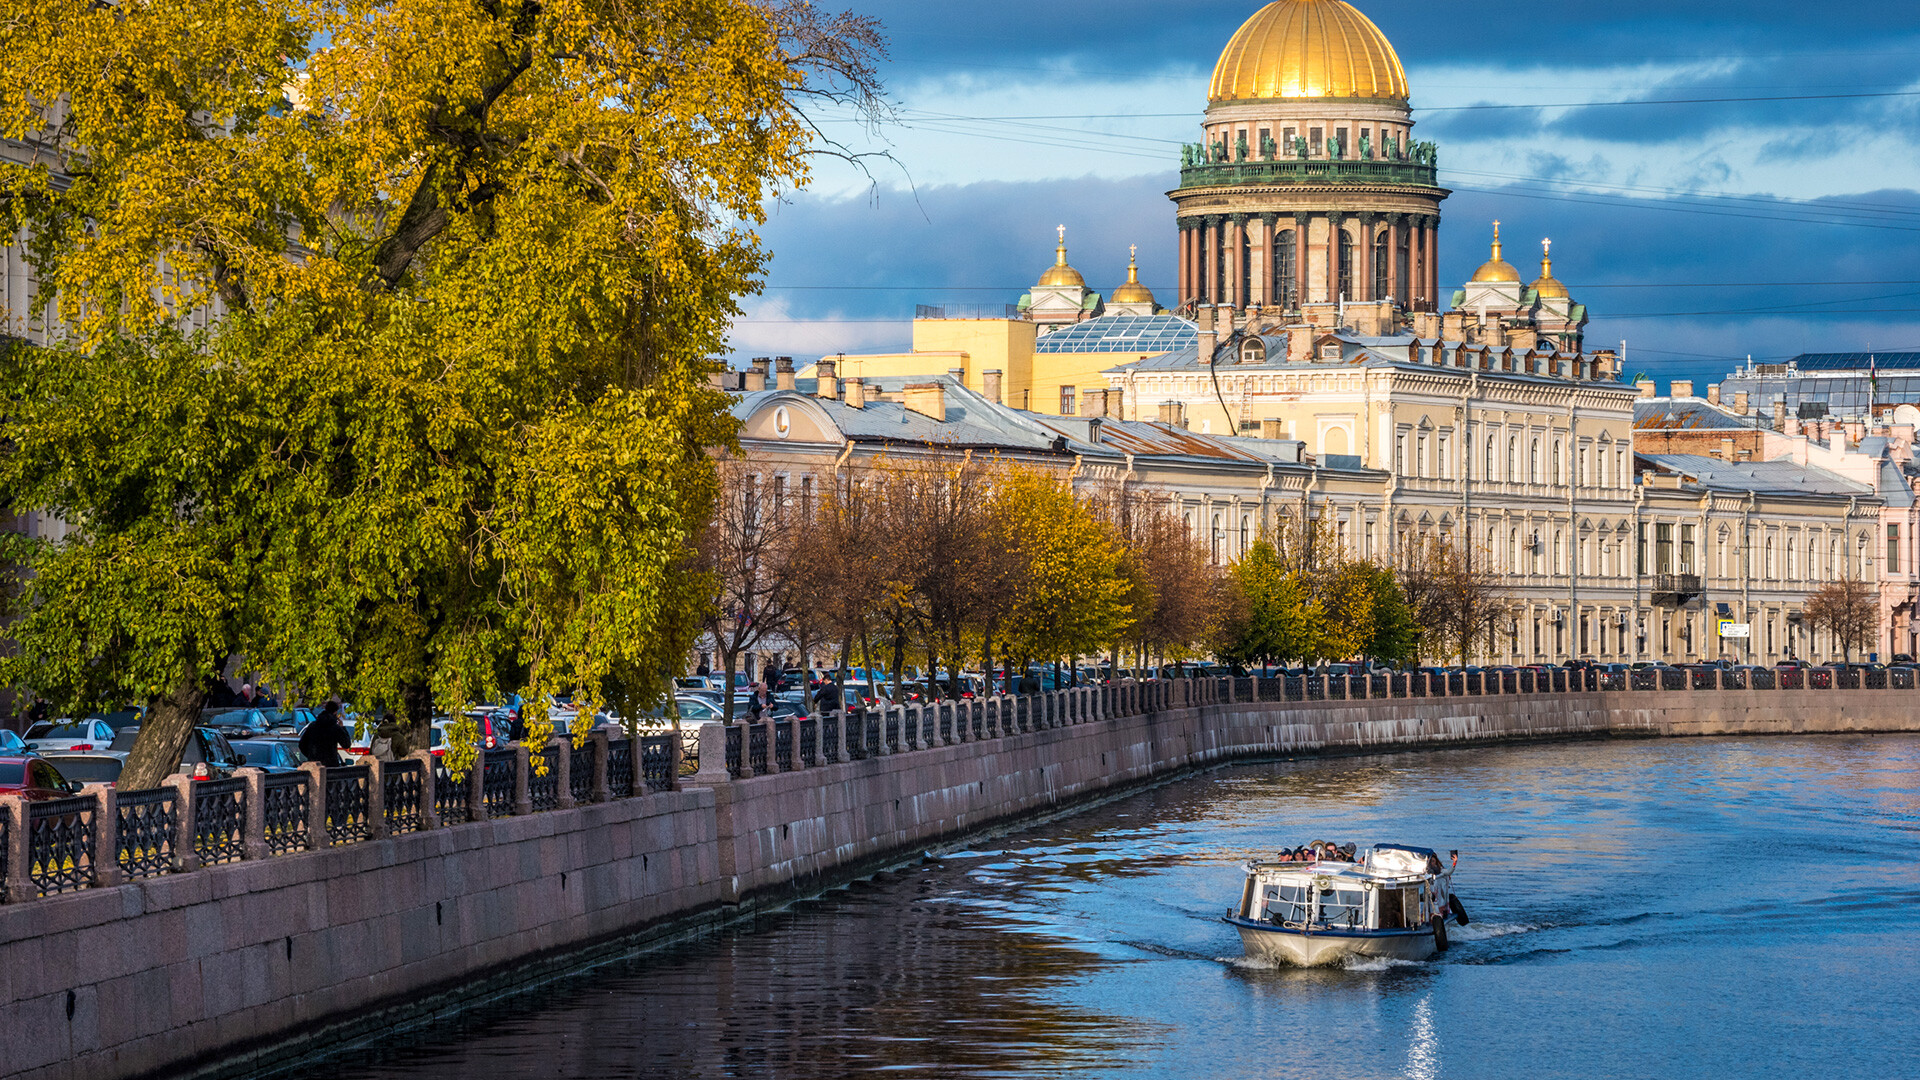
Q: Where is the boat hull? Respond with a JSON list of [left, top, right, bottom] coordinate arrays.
[[1227, 918, 1437, 967]]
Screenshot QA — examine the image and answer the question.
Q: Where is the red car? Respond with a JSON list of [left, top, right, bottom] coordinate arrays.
[[0, 756, 83, 800]]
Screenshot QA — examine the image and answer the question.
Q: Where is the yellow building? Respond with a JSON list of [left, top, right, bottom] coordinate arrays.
[[809, 235, 1197, 416]]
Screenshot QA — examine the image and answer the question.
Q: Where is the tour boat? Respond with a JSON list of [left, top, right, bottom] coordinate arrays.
[[1224, 844, 1469, 967]]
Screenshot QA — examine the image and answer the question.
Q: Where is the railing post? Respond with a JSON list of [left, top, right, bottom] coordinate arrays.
[[512, 745, 533, 816], [693, 724, 731, 786], [365, 758, 389, 840], [165, 775, 200, 874], [82, 785, 123, 889], [588, 731, 611, 803], [665, 731, 684, 792], [298, 763, 329, 849], [1, 795, 29, 902], [238, 767, 270, 859], [468, 754, 489, 823], [552, 737, 576, 808], [408, 751, 441, 830], [762, 720, 781, 773]]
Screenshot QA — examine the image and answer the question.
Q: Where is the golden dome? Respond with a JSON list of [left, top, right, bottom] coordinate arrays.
[[1111, 245, 1156, 305], [1470, 221, 1522, 284], [1037, 225, 1086, 288], [1530, 238, 1569, 299], [1209, 0, 1410, 104]]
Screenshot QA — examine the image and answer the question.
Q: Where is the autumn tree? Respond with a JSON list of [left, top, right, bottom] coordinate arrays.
[[1097, 486, 1222, 674], [1805, 576, 1878, 661], [995, 467, 1133, 681], [0, 0, 884, 789], [1396, 533, 1508, 665], [696, 463, 804, 722], [788, 464, 888, 713]]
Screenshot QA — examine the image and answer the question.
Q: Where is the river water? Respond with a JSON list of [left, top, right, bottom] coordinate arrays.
[[288, 736, 1920, 1079]]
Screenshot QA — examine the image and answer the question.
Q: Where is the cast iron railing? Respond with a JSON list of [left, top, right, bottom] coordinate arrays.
[[641, 736, 676, 792], [29, 796, 96, 896], [114, 788, 176, 879], [747, 724, 769, 775], [263, 773, 311, 855], [570, 743, 596, 804], [529, 746, 561, 813], [384, 760, 425, 834], [607, 739, 636, 795], [195, 777, 247, 864], [434, 762, 470, 826], [325, 765, 373, 845], [480, 751, 516, 818]]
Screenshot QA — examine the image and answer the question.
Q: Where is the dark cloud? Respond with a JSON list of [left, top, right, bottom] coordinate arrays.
[[742, 179, 1920, 396]]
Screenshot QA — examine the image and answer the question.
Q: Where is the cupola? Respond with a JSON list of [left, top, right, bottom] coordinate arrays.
[[1469, 221, 1521, 284]]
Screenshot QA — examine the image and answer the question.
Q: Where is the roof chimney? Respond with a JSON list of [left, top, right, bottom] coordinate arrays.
[[741, 365, 767, 392], [774, 356, 795, 391], [1083, 388, 1108, 419], [1671, 379, 1693, 399], [1707, 383, 1721, 405], [1197, 305, 1217, 363], [947, 366, 964, 385], [1156, 401, 1187, 429], [1261, 418, 1285, 440], [815, 358, 838, 400], [1773, 399, 1788, 432], [1733, 390, 1749, 415], [1635, 379, 1656, 398], [903, 382, 946, 421], [1718, 436, 1734, 461], [845, 377, 866, 409], [983, 369, 1003, 405]]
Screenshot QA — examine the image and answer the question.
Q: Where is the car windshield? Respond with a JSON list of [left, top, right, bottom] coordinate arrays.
[[51, 757, 122, 782], [26, 722, 93, 739]]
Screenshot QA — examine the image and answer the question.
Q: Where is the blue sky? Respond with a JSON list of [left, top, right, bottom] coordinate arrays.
[[729, 1, 1920, 393]]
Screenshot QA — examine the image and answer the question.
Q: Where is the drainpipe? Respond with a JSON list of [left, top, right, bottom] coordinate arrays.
[[833, 438, 855, 478]]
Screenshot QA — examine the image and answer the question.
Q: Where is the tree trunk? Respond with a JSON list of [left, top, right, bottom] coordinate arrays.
[[721, 653, 739, 722], [120, 673, 207, 793], [399, 677, 433, 758]]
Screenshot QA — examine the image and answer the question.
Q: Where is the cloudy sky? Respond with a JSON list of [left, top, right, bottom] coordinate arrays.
[[729, 1, 1920, 393]]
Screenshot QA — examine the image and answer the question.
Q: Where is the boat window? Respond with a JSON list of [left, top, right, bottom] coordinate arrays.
[[1321, 889, 1367, 928], [1377, 887, 1406, 929], [1265, 885, 1312, 924]]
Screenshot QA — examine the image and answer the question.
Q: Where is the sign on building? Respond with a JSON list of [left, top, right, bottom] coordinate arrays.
[[1718, 621, 1751, 639]]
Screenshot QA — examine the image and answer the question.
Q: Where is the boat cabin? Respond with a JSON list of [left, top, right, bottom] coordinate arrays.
[[1235, 846, 1451, 932]]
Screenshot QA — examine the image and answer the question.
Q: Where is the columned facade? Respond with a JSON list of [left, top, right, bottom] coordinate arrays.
[[1171, 1, 1447, 320]]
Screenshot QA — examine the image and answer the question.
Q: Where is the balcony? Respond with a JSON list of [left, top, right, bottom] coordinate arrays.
[[1176, 158, 1441, 192], [1652, 573, 1702, 606]]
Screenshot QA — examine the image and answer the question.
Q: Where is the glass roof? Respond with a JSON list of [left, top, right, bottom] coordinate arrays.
[[1720, 372, 1920, 419], [1787, 352, 1920, 371], [1033, 314, 1197, 355]]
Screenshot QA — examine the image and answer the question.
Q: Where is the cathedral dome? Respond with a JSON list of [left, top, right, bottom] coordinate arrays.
[[1111, 247, 1155, 306], [1037, 226, 1086, 288], [1530, 239, 1569, 299], [1470, 222, 1522, 283], [1209, 0, 1410, 104]]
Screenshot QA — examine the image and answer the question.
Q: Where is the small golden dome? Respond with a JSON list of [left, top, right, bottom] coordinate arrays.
[[1111, 245, 1156, 305], [1470, 221, 1522, 283], [1209, 0, 1410, 104], [1530, 238, 1569, 299], [1037, 225, 1086, 289]]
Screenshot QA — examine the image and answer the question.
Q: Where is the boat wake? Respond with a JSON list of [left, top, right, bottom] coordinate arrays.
[[1447, 921, 1538, 941]]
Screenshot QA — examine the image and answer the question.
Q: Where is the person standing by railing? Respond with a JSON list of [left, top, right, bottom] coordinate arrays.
[[299, 701, 350, 768]]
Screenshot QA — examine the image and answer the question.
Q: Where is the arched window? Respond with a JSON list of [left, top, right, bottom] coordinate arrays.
[[1510, 528, 1520, 570], [1530, 439, 1541, 484], [1275, 230, 1297, 309], [1211, 513, 1223, 564], [1372, 231, 1390, 300], [1554, 530, 1564, 575], [1485, 436, 1496, 479], [1808, 536, 1819, 578], [1240, 514, 1252, 554], [1765, 537, 1775, 579], [1338, 231, 1354, 300], [1552, 441, 1563, 485], [1507, 437, 1517, 481]]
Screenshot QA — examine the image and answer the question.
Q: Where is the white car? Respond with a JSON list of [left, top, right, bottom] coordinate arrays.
[[23, 718, 118, 754]]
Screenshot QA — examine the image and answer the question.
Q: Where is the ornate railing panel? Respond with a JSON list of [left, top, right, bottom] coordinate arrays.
[[747, 724, 770, 774], [570, 743, 595, 804], [529, 746, 561, 813], [820, 715, 841, 764], [1809, 668, 1833, 690], [384, 760, 425, 834], [606, 739, 636, 796], [115, 787, 176, 880], [1893, 668, 1915, 690], [641, 736, 676, 792], [1837, 668, 1862, 690], [1691, 668, 1717, 691], [799, 718, 819, 767], [263, 773, 311, 855], [29, 796, 97, 896], [194, 777, 246, 865], [774, 721, 794, 772], [1721, 668, 1748, 690], [480, 751, 516, 818], [1660, 669, 1687, 692], [434, 762, 470, 825], [1599, 670, 1627, 691], [1750, 668, 1776, 690], [325, 765, 373, 846]]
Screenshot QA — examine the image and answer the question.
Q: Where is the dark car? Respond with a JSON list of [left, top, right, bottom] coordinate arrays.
[[39, 753, 126, 786], [108, 726, 247, 778], [227, 739, 306, 773], [0, 756, 83, 799], [0, 729, 28, 756]]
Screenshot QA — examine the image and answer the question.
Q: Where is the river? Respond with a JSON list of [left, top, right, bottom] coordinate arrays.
[[282, 735, 1920, 1079]]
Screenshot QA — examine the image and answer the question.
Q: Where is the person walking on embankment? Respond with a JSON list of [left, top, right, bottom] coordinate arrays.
[[299, 701, 351, 767]]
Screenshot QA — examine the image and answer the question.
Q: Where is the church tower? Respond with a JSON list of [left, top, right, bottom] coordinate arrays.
[[1171, 0, 1448, 317]]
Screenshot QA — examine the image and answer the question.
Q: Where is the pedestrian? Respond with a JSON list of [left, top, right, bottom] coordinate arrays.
[[745, 682, 771, 722], [813, 680, 839, 716], [235, 683, 257, 708], [298, 701, 351, 767]]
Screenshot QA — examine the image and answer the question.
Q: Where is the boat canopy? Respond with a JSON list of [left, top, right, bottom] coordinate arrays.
[[1365, 845, 1439, 875]]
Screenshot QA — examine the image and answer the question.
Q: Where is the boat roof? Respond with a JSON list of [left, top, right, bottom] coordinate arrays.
[[1373, 843, 1439, 860]]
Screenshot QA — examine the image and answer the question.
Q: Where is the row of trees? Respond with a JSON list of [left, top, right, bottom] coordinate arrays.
[[0, 0, 887, 788], [697, 455, 1516, 720]]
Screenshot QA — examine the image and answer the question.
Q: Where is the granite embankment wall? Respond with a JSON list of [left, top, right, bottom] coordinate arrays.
[[3, 686, 1916, 1080]]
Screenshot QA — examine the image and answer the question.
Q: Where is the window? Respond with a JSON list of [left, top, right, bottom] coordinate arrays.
[[1373, 230, 1390, 299], [1510, 529, 1521, 571], [1680, 524, 1695, 574], [1552, 441, 1563, 485], [1507, 437, 1518, 481], [1275, 230, 1297, 308], [1416, 434, 1428, 477], [1765, 537, 1775, 579], [1616, 449, 1627, 487], [1338, 231, 1353, 299], [1530, 439, 1541, 484], [1395, 433, 1406, 475], [1437, 435, 1449, 478], [1553, 531, 1564, 575], [1637, 523, 1648, 575], [1211, 513, 1223, 564], [1656, 523, 1673, 574], [1890, 524, 1902, 574], [1060, 387, 1076, 415], [1578, 447, 1588, 487], [1486, 436, 1496, 480], [1310, 126, 1324, 153], [1240, 515, 1252, 554]]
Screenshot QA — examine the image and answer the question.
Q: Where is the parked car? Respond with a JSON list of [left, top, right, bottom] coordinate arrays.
[[23, 718, 117, 754], [227, 739, 306, 773], [0, 729, 29, 756], [107, 726, 247, 778], [37, 752, 127, 786], [0, 756, 83, 799]]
